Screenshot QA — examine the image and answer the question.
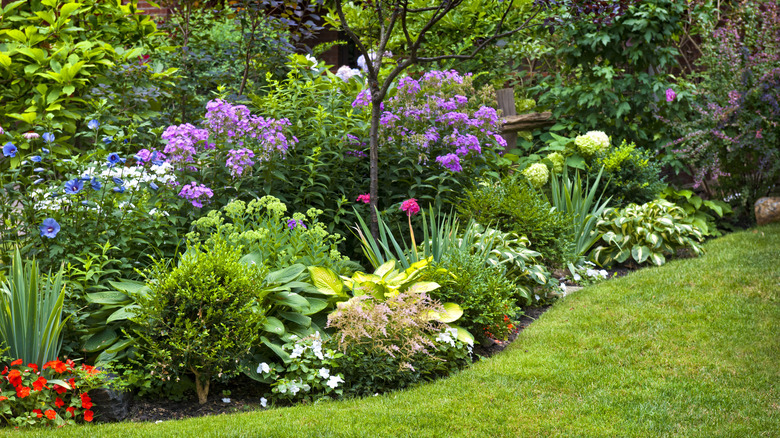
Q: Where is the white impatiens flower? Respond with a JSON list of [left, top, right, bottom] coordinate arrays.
[[318, 368, 330, 379], [574, 131, 610, 156], [290, 344, 305, 359], [326, 375, 344, 389], [305, 54, 318, 69], [257, 362, 270, 374], [222, 398, 231, 403], [289, 381, 301, 395], [260, 397, 268, 408]]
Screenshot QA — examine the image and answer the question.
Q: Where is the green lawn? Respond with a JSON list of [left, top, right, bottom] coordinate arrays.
[[16, 224, 780, 437]]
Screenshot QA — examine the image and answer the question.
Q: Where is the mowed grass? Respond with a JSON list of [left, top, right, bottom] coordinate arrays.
[[15, 224, 780, 437]]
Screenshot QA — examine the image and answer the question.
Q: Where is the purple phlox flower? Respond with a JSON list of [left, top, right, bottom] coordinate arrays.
[[161, 123, 209, 166], [134, 148, 152, 163], [379, 111, 401, 127], [494, 134, 508, 148], [435, 153, 463, 172], [31, 155, 42, 162], [287, 219, 307, 230], [226, 148, 255, 177], [3, 142, 17, 157], [178, 182, 213, 208], [352, 90, 372, 108], [665, 88, 676, 102], [451, 133, 482, 156], [438, 112, 470, 126], [39, 218, 60, 238], [64, 178, 84, 195], [398, 76, 421, 95]]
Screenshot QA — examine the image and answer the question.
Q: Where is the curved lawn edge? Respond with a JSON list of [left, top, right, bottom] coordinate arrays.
[[14, 224, 780, 437]]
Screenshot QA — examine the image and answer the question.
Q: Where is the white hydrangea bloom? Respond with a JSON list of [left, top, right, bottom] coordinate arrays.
[[522, 162, 550, 188], [574, 131, 610, 156], [335, 65, 362, 82]]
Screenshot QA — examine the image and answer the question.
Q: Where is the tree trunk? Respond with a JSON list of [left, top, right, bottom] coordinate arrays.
[[191, 368, 210, 405], [369, 89, 382, 239]]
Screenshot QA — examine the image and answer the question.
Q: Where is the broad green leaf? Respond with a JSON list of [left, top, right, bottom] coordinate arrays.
[[301, 297, 328, 315], [4, 29, 26, 43], [106, 305, 139, 323], [84, 328, 117, 352], [278, 311, 311, 327], [649, 252, 666, 266], [631, 245, 651, 264], [374, 260, 396, 278], [0, 53, 11, 68], [405, 281, 440, 294], [59, 2, 83, 19], [105, 338, 134, 354], [428, 302, 463, 323], [108, 279, 148, 294], [307, 266, 344, 296], [85, 291, 131, 305], [261, 336, 290, 364], [262, 316, 285, 335], [271, 291, 310, 311], [265, 264, 305, 284], [449, 324, 475, 345]]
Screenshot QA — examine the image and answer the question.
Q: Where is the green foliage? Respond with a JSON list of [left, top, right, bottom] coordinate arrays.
[[132, 237, 271, 404], [187, 196, 357, 276], [421, 251, 524, 342], [326, 293, 471, 397], [659, 187, 733, 237], [533, 0, 717, 149], [0, 248, 67, 368], [592, 199, 704, 267], [588, 140, 665, 207], [457, 174, 574, 266], [0, 0, 161, 140]]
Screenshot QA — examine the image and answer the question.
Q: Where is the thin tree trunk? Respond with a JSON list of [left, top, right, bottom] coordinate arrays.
[[369, 89, 382, 239]]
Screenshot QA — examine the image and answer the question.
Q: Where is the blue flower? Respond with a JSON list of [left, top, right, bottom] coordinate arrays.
[[3, 142, 17, 157], [42, 132, 55, 143], [31, 155, 42, 162], [33, 178, 44, 185], [103, 136, 113, 144], [88, 119, 100, 130], [40, 218, 60, 238], [113, 185, 126, 194], [149, 182, 159, 191], [91, 178, 102, 191], [106, 152, 124, 168], [42, 147, 50, 154], [80, 175, 92, 181], [112, 177, 124, 186], [33, 168, 45, 173], [64, 178, 84, 195]]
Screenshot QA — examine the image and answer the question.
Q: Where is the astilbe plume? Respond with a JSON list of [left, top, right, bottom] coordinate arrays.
[[326, 293, 448, 371]]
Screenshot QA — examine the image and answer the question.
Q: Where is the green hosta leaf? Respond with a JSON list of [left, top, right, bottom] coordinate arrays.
[[405, 281, 440, 294], [374, 260, 396, 278], [265, 264, 305, 284], [301, 297, 328, 315], [449, 324, 475, 345], [106, 305, 139, 323], [631, 245, 651, 264], [105, 338, 134, 354], [646, 232, 661, 248], [278, 311, 311, 327], [108, 279, 148, 294], [84, 328, 118, 352], [85, 291, 131, 305], [271, 291, 310, 311], [428, 302, 463, 323], [261, 336, 290, 364], [262, 316, 285, 335], [615, 248, 631, 263], [307, 266, 345, 296], [649, 252, 666, 266]]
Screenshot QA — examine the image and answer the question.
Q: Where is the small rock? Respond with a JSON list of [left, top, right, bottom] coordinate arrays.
[[755, 197, 780, 226], [89, 376, 133, 422]]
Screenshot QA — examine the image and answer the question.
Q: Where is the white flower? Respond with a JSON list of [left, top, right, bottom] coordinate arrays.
[[335, 65, 362, 82], [289, 381, 301, 395], [326, 375, 344, 389], [222, 397, 231, 403], [435, 329, 456, 347], [535, 294, 541, 301], [318, 368, 330, 379], [573, 273, 582, 282], [599, 270, 608, 278], [357, 51, 392, 72], [290, 344, 305, 359], [260, 397, 267, 408], [305, 54, 318, 69], [257, 362, 270, 374]]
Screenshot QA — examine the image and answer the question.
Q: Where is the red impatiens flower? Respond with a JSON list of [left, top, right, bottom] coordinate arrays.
[[9, 359, 22, 366], [53, 384, 67, 395], [66, 406, 76, 418], [81, 364, 100, 376], [32, 409, 43, 418], [16, 386, 30, 398], [28, 363, 38, 373], [81, 393, 93, 410], [43, 360, 68, 374], [45, 409, 57, 420], [1, 366, 7, 375], [55, 397, 65, 408], [0, 396, 8, 401], [32, 376, 48, 391], [83, 410, 94, 422], [7, 369, 22, 387]]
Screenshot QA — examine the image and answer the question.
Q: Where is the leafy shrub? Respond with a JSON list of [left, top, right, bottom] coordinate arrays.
[[664, 0, 780, 219], [592, 199, 705, 267], [132, 237, 271, 404], [187, 196, 356, 275], [0, 358, 105, 427], [659, 186, 733, 237], [421, 251, 523, 341], [326, 293, 471, 397], [0, 0, 160, 142], [457, 174, 573, 265], [587, 140, 665, 207]]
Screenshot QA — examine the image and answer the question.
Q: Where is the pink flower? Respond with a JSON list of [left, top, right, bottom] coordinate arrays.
[[665, 88, 676, 102], [400, 198, 420, 216], [357, 193, 370, 204], [23, 132, 40, 140]]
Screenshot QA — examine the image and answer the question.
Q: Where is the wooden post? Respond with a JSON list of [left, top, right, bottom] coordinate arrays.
[[496, 88, 517, 150]]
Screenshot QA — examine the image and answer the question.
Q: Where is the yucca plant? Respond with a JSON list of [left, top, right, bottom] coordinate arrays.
[[0, 248, 68, 367], [549, 166, 612, 258]]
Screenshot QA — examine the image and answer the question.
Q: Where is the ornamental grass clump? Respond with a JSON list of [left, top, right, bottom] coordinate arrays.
[[132, 237, 272, 404]]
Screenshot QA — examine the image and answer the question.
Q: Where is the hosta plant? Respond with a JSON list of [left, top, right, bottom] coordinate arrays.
[[591, 199, 705, 267], [659, 187, 733, 237], [0, 358, 105, 427]]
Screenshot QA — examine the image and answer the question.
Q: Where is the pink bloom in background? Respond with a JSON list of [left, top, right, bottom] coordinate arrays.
[[665, 88, 676, 102], [23, 132, 40, 140], [400, 198, 420, 216], [357, 193, 371, 204]]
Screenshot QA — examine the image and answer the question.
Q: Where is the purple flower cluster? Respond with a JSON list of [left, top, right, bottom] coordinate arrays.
[[226, 148, 255, 177], [178, 182, 213, 208], [204, 99, 296, 161], [352, 90, 371, 108], [435, 153, 462, 173], [162, 123, 210, 166]]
